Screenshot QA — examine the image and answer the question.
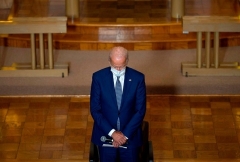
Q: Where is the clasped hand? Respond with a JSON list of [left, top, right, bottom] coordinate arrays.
[[111, 131, 127, 148]]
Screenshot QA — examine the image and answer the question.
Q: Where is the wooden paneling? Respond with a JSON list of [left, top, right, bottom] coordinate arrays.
[[1, 0, 240, 51]]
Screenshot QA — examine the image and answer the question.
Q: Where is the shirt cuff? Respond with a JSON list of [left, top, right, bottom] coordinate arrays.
[[108, 129, 116, 137]]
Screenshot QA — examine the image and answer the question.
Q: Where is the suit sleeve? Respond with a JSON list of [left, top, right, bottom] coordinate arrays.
[[122, 74, 146, 139], [90, 74, 113, 135]]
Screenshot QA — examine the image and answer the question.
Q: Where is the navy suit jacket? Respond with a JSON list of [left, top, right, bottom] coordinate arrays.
[[90, 66, 146, 148]]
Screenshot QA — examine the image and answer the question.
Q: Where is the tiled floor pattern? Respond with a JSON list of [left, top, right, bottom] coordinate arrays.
[[1, 95, 240, 162]]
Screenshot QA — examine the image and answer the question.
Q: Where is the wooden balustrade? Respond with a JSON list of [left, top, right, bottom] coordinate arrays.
[[181, 0, 240, 77], [0, 1, 69, 77]]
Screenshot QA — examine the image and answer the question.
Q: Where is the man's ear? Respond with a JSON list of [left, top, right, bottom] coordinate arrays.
[[125, 59, 129, 65]]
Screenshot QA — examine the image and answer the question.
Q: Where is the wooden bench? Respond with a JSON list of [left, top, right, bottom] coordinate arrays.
[[0, 0, 68, 77]]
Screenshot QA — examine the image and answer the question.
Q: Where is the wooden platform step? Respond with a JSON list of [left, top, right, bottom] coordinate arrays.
[[1, 0, 240, 51], [1, 23, 240, 51]]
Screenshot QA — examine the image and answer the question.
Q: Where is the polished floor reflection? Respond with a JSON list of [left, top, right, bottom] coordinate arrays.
[[1, 95, 240, 162]]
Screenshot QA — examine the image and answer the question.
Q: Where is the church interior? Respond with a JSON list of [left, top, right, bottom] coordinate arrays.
[[0, 0, 240, 161]]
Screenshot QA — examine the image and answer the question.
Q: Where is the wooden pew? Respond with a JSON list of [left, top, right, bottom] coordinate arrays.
[[0, 1, 68, 77]]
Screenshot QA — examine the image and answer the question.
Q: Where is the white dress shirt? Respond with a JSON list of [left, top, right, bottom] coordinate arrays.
[[108, 67, 126, 137]]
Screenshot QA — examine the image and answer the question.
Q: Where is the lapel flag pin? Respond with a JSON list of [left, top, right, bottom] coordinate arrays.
[[129, 79, 132, 81]]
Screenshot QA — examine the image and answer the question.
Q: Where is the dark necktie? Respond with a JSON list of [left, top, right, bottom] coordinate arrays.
[[115, 76, 122, 109], [115, 76, 122, 130]]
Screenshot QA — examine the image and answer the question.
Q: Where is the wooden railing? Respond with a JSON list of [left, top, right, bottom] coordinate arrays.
[[0, 1, 68, 77], [181, 0, 240, 77]]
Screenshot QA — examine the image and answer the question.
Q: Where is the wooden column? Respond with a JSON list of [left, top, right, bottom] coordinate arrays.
[[205, 32, 211, 68], [171, 0, 185, 19], [214, 32, 219, 68], [65, 0, 79, 18], [48, 33, 53, 69], [30, 34, 36, 70], [197, 32, 202, 68], [39, 33, 45, 69]]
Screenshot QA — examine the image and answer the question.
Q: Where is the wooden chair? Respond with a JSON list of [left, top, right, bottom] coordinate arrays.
[[89, 121, 154, 162]]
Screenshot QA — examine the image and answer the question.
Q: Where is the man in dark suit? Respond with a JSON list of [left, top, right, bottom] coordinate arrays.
[[90, 46, 146, 162]]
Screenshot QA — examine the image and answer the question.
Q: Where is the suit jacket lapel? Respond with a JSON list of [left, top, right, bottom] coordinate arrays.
[[121, 67, 132, 107], [106, 67, 118, 107]]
